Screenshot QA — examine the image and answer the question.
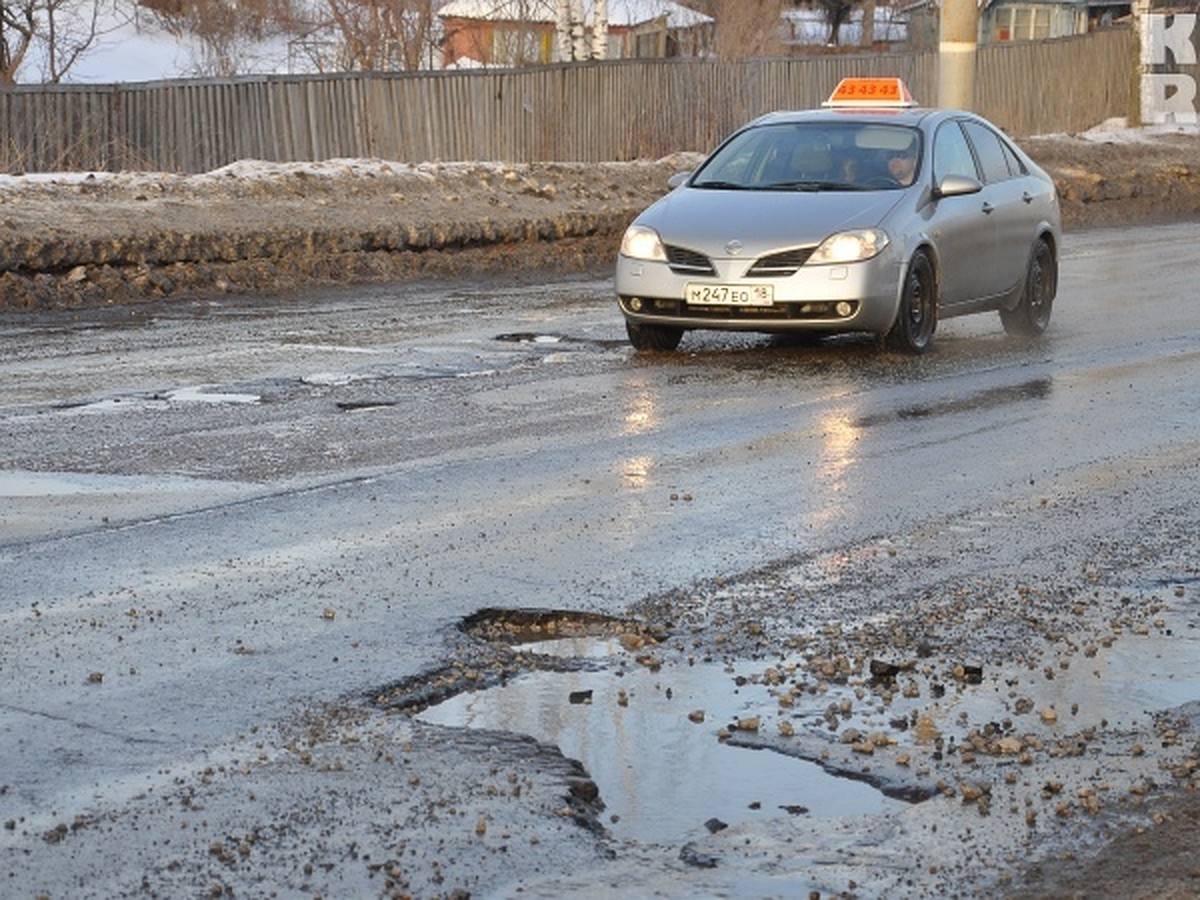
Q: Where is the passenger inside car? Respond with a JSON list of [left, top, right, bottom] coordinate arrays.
[[839, 150, 864, 184]]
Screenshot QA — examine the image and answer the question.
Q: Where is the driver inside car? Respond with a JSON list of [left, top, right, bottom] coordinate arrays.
[[887, 141, 919, 186]]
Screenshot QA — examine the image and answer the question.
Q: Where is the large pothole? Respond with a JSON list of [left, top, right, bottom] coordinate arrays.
[[383, 608, 907, 844], [417, 651, 905, 843], [376, 593, 1200, 848]]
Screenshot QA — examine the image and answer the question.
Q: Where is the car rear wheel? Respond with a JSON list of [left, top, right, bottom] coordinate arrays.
[[1001, 237, 1056, 337], [885, 251, 936, 354], [626, 321, 684, 352]]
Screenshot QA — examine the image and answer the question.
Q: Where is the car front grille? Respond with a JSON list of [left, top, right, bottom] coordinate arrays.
[[664, 245, 816, 278], [745, 248, 815, 277], [664, 245, 715, 276]]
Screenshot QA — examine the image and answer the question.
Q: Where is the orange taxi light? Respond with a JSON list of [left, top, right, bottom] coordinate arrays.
[[822, 77, 917, 108]]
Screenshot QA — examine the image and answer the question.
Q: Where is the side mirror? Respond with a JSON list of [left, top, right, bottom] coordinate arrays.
[[667, 171, 692, 189], [933, 174, 983, 198]]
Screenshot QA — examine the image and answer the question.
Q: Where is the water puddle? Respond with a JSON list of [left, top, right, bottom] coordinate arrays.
[[53, 385, 260, 413], [408, 596, 1200, 845], [416, 614, 904, 843], [855, 377, 1053, 428], [494, 332, 565, 344], [0, 469, 231, 497], [301, 371, 373, 387], [163, 385, 260, 404]]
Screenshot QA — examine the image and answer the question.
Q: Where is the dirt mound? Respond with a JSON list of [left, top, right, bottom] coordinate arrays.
[[0, 132, 1196, 311], [1026, 130, 1200, 228]]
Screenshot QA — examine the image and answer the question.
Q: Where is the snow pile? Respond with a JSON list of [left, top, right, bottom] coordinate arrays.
[[1035, 116, 1200, 142]]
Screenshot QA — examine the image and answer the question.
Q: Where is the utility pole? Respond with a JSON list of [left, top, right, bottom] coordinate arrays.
[[1132, 0, 1149, 125], [937, 0, 978, 109]]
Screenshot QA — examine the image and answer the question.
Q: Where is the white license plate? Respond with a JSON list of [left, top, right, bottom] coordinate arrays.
[[685, 283, 774, 306]]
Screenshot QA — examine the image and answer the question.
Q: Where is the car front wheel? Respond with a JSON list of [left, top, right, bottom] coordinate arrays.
[[1001, 237, 1056, 337], [884, 250, 937, 354], [626, 321, 684, 352]]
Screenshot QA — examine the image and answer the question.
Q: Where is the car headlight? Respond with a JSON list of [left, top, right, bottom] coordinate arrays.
[[809, 229, 890, 264], [620, 225, 667, 262]]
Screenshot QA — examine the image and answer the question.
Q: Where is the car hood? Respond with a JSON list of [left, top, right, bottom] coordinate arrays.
[[636, 187, 904, 257]]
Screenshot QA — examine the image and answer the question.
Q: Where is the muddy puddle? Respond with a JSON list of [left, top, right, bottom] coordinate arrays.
[[418, 632, 905, 844], [414, 595, 1200, 846]]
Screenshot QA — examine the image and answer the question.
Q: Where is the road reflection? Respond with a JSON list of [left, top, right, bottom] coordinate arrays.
[[620, 455, 656, 489], [817, 410, 861, 483], [621, 381, 660, 436]]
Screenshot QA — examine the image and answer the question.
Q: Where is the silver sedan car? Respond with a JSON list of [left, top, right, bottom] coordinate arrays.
[[615, 80, 1061, 353]]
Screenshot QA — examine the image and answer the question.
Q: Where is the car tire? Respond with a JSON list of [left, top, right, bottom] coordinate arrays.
[[885, 250, 936, 354], [1001, 237, 1056, 337], [626, 321, 683, 352]]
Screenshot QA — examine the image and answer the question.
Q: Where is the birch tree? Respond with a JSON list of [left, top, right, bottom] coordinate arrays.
[[568, 0, 584, 58], [555, 0, 604, 61], [590, 0, 606, 58], [554, 0, 570, 59]]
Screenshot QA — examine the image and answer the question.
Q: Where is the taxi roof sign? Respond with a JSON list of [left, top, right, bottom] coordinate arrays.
[[822, 77, 917, 108]]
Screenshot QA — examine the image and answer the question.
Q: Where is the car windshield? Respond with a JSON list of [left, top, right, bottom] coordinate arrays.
[[689, 122, 923, 192]]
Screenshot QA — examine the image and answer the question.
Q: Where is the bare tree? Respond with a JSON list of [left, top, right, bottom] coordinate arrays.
[[1, 0, 37, 82], [860, 0, 875, 46], [141, 0, 312, 76], [818, 0, 853, 44], [322, 0, 438, 71], [692, 0, 786, 59], [2, 0, 127, 84], [43, 0, 102, 80]]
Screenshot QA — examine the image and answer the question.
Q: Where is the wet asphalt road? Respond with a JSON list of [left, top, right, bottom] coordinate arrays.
[[2, 221, 1200, 895]]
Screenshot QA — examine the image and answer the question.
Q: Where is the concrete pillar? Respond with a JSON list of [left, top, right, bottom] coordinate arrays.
[[938, 0, 978, 110], [1131, 0, 1150, 125]]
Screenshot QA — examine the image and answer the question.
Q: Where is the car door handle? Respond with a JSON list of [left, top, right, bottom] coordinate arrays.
[[1022, 191, 1034, 204], [981, 201, 995, 215]]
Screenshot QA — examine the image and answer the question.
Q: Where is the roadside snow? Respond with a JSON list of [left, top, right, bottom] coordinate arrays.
[[1037, 116, 1200, 142]]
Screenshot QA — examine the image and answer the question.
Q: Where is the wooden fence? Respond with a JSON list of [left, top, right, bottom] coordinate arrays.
[[0, 28, 1133, 174]]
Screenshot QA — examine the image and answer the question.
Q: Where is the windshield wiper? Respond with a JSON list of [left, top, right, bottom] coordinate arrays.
[[692, 179, 871, 192], [761, 180, 869, 192]]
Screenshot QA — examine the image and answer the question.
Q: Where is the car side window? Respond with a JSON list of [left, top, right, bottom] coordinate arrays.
[[933, 121, 978, 183], [962, 120, 1015, 183], [998, 135, 1028, 177]]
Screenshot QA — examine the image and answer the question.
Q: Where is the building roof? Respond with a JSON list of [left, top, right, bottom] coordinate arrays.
[[437, 0, 712, 28], [904, 0, 1126, 8]]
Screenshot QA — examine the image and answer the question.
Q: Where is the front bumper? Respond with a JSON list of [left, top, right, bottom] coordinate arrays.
[[615, 252, 903, 335]]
